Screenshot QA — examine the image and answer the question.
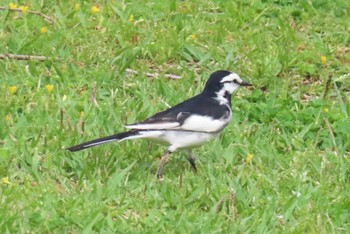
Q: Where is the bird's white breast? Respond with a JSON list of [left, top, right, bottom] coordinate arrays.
[[179, 114, 231, 132], [154, 130, 220, 151], [123, 130, 220, 152]]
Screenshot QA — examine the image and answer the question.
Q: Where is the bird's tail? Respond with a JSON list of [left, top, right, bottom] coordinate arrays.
[[66, 130, 140, 152]]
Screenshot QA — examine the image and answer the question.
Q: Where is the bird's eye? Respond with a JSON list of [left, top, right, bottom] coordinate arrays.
[[233, 79, 238, 84]]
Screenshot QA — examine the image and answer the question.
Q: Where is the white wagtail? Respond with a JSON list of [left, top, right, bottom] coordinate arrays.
[[67, 70, 252, 179]]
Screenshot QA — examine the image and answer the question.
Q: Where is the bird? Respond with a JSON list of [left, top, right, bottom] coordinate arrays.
[[67, 70, 252, 179]]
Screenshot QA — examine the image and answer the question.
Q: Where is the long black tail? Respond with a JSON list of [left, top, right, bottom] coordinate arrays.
[[67, 130, 139, 152]]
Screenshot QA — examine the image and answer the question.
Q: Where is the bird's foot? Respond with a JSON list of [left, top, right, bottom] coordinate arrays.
[[156, 150, 172, 181], [187, 151, 198, 173]]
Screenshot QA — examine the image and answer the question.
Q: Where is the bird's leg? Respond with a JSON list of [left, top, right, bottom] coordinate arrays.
[[157, 150, 172, 180], [187, 150, 197, 172]]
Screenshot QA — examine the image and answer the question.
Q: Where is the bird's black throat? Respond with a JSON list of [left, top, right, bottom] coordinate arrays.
[[223, 91, 232, 106]]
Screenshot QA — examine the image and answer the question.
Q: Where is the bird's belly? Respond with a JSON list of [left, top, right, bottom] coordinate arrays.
[[148, 130, 219, 150], [179, 114, 231, 132]]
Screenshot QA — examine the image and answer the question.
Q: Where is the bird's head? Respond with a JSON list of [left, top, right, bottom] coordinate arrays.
[[204, 70, 252, 98]]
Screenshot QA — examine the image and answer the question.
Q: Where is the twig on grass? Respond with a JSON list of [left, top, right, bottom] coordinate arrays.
[[178, 174, 183, 188], [323, 74, 333, 99], [0, 53, 48, 61], [60, 108, 64, 129], [126, 68, 181, 80], [216, 188, 238, 217], [1, 54, 181, 80], [323, 117, 339, 156], [215, 194, 228, 213], [91, 82, 98, 106], [81, 120, 85, 135], [230, 188, 238, 217], [0, 6, 54, 23]]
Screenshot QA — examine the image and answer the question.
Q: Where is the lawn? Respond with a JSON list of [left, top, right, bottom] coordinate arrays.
[[1, 0, 350, 233]]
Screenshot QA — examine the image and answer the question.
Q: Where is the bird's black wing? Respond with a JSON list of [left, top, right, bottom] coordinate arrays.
[[125, 94, 231, 132]]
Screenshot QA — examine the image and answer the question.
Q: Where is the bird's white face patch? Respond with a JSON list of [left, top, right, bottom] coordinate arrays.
[[218, 72, 242, 95], [215, 82, 240, 105], [220, 73, 243, 83], [223, 82, 239, 94]]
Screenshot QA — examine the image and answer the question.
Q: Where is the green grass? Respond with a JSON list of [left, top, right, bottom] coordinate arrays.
[[1, 0, 350, 233]]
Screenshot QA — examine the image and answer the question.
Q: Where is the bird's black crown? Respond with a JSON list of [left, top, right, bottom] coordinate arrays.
[[204, 70, 232, 93]]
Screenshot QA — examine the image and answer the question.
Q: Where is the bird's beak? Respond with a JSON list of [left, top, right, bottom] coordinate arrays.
[[240, 80, 253, 86]]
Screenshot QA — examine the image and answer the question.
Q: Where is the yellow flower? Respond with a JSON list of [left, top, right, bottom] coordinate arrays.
[[5, 114, 12, 122], [1, 177, 11, 185], [9, 2, 17, 9], [80, 111, 85, 117], [323, 108, 329, 113], [45, 84, 54, 93], [8, 86, 17, 94], [40, 27, 47, 33], [246, 153, 254, 163], [75, 3, 80, 11], [321, 55, 327, 65], [19, 5, 29, 13], [91, 5, 100, 14], [190, 34, 197, 40], [128, 15, 134, 22]]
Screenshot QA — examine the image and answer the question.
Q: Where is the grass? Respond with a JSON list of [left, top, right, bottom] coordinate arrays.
[[1, 0, 350, 233]]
